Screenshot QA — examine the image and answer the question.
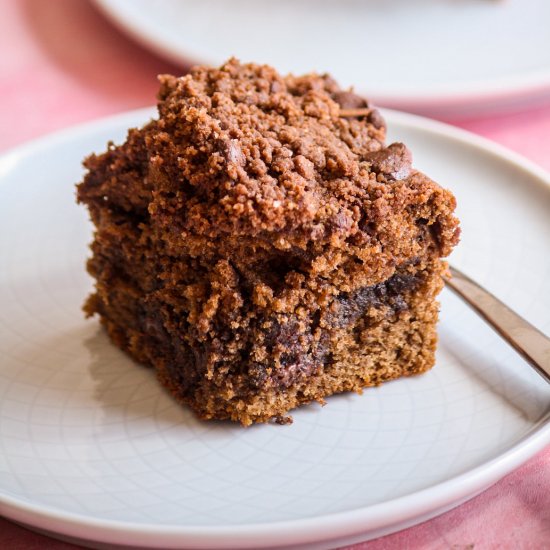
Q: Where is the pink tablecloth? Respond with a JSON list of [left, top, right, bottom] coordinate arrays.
[[1, 0, 549, 548]]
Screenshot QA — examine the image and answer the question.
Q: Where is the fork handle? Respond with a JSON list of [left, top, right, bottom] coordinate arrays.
[[444, 266, 550, 384]]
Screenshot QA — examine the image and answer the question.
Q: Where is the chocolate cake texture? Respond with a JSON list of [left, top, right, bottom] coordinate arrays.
[[77, 59, 460, 425]]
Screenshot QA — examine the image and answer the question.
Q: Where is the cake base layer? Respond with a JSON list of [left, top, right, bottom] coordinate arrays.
[[85, 259, 445, 425]]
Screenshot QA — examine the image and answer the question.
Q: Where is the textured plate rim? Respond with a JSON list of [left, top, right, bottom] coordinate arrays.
[[92, 0, 550, 108], [0, 108, 549, 549]]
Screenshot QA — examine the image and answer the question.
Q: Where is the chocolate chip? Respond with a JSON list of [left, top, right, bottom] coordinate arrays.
[[222, 139, 246, 166], [332, 91, 369, 110], [333, 91, 385, 130], [367, 109, 386, 130], [364, 143, 412, 180]]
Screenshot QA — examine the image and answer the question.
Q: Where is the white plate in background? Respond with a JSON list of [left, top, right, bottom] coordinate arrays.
[[0, 108, 549, 549], [94, 0, 550, 117]]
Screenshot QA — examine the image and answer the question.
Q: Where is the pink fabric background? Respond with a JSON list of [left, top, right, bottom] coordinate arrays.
[[1, 1, 549, 548]]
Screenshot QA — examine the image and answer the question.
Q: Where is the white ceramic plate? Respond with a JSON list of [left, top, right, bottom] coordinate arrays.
[[0, 109, 549, 550], [93, 0, 550, 117]]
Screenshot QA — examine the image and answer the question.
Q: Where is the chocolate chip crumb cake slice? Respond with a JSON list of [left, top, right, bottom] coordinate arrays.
[[77, 59, 460, 425]]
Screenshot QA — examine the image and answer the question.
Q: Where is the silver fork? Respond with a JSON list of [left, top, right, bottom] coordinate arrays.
[[444, 266, 550, 383]]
